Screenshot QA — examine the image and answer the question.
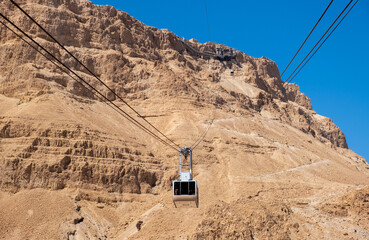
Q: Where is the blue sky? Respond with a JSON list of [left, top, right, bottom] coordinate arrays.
[[91, 0, 369, 161]]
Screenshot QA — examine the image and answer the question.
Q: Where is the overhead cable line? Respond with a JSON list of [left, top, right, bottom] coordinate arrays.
[[191, 119, 213, 150], [0, 20, 77, 83], [0, 13, 179, 152], [188, 81, 237, 150], [0, 20, 136, 127], [0, 14, 177, 151], [9, 0, 180, 150], [281, 0, 334, 77], [284, 0, 354, 84], [288, 0, 359, 83]]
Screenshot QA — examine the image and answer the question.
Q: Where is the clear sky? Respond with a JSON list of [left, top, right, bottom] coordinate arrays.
[[91, 0, 369, 161]]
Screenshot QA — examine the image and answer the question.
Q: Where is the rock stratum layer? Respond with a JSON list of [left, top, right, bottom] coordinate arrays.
[[0, 0, 368, 239]]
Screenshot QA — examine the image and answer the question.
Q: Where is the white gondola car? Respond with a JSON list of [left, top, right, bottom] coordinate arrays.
[[172, 147, 199, 208]]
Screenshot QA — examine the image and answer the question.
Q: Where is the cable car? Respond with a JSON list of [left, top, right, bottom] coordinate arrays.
[[172, 147, 199, 208]]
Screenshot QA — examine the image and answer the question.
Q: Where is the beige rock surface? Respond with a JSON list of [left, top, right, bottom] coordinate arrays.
[[0, 0, 368, 239]]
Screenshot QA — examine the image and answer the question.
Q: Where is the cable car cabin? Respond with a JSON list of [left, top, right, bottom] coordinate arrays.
[[172, 147, 199, 208], [172, 180, 198, 207]]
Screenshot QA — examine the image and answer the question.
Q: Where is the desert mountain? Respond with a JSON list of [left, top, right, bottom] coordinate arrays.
[[0, 0, 368, 239]]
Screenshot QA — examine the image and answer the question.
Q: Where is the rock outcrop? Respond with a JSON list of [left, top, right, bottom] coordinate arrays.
[[0, 0, 348, 149]]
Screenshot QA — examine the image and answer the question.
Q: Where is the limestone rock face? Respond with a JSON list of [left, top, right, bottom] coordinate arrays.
[[0, 1, 367, 239], [285, 83, 312, 110], [0, 0, 346, 148]]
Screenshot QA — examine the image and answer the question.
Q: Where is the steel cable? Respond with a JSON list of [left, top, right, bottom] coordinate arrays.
[[284, 0, 354, 84], [0, 13, 179, 152], [288, 0, 359, 83], [9, 0, 181, 150], [281, 0, 334, 77]]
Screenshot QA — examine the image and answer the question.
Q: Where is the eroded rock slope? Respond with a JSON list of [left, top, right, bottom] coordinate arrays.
[[0, 0, 368, 239]]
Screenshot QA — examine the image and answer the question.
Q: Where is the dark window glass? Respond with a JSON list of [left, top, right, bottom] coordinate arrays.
[[181, 182, 189, 195], [174, 182, 180, 195], [189, 181, 195, 195]]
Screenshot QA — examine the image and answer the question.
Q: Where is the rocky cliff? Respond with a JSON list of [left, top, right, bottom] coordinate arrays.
[[0, 0, 368, 239]]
